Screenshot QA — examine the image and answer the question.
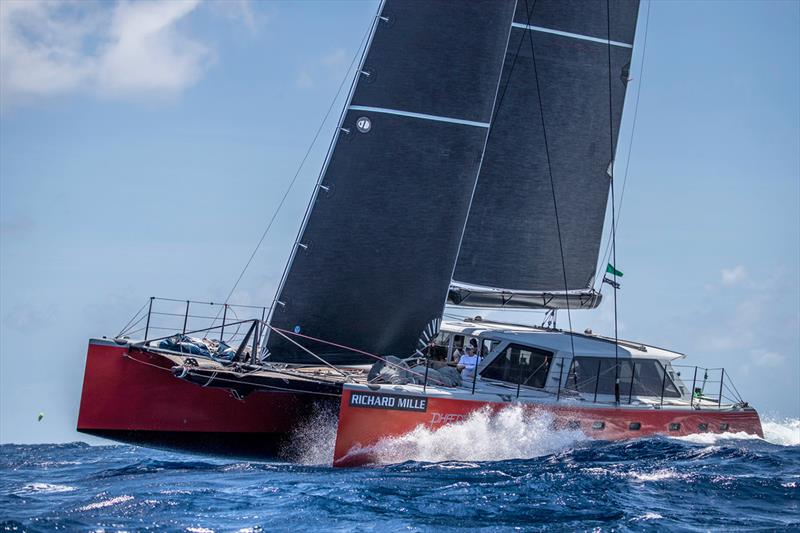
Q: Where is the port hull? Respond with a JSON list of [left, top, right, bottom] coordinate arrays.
[[77, 339, 335, 459], [333, 385, 764, 466]]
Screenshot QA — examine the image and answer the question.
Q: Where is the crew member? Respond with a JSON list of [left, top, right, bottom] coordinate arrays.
[[457, 346, 480, 381]]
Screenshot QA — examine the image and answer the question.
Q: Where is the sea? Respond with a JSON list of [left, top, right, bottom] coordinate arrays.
[[2, 410, 798, 532]]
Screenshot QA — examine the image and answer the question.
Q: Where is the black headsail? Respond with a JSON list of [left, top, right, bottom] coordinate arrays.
[[267, 0, 517, 364], [450, 0, 640, 310]]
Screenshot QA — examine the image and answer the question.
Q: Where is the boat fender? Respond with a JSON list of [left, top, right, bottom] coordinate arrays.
[[114, 337, 130, 345]]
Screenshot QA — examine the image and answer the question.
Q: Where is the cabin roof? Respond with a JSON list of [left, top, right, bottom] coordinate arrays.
[[441, 318, 684, 360]]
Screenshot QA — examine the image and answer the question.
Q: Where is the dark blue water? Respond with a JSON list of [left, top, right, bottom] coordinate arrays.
[[2, 421, 799, 532]]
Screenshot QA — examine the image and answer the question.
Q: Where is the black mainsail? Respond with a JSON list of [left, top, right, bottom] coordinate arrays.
[[267, 0, 517, 363], [451, 0, 640, 309]]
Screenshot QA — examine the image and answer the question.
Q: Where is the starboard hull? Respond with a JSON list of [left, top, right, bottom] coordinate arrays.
[[77, 339, 335, 459], [332, 385, 764, 467]]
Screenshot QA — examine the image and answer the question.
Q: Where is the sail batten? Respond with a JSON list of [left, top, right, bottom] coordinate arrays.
[[510, 22, 633, 48], [348, 105, 491, 128], [268, 0, 518, 363]]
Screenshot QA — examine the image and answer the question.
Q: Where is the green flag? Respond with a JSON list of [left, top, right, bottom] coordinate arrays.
[[606, 263, 623, 277]]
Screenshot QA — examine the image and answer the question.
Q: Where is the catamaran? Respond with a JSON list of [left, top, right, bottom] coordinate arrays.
[[77, 0, 763, 462]]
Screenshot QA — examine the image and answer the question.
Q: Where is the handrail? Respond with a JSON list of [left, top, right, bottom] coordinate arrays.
[[119, 296, 270, 347], [116, 297, 750, 409], [132, 318, 261, 346]]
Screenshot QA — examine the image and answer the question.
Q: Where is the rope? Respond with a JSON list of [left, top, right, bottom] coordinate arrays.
[[604, 0, 622, 405], [118, 311, 148, 337], [270, 327, 449, 386], [522, 0, 576, 363], [267, 325, 351, 379], [123, 352, 342, 398], [117, 300, 149, 337]]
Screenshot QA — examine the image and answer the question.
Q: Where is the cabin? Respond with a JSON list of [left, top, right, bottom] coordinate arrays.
[[433, 317, 701, 407]]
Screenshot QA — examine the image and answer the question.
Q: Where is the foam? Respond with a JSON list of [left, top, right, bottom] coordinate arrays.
[[77, 495, 134, 511], [366, 406, 586, 465], [15, 482, 76, 494], [761, 418, 800, 446], [288, 404, 339, 465]]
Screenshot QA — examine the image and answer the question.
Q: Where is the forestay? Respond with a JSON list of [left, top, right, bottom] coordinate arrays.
[[451, 0, 640, 309], [268, 0, 517, 364]]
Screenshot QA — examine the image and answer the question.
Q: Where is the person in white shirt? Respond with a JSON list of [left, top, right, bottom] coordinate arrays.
[[457, 346, 480, 381]]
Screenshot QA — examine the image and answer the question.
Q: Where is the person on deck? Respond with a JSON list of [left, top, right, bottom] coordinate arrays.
[[457, 346, 480, 381]]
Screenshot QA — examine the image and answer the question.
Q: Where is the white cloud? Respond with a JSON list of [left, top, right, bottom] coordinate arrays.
[[721, 265, 747, 285], [96, 0, 209, 95], [0, 0, 220, 105], [750, 348, 786, 368], [208, 0, 258, 35]]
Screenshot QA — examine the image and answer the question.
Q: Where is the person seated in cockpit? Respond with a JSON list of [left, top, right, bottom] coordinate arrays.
[[469, 338, 479, 352], [457, 345, 479, 381]]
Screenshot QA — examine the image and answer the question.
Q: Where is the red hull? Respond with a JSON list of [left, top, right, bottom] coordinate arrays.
[[333, 387, 763, 467], [77, 339, 333, 458]]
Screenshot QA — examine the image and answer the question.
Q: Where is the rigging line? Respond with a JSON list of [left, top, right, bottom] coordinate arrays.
[[439, 0, 523, 323], [606, 0, 621, 405], [523, 0, 576, 362], [117, 299, 150, 337], [267, 1, 384, 331], [207, 20, 375, 331], [124, 353, 343, 398], [119, 313, 148, 337], [595, 0, 651, 294], [270, 327, 449, 386], [267, 325, 351, 379]]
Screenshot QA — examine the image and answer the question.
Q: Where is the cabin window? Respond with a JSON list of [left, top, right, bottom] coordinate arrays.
[[565, 357, 681, 398], [629, 422, 641, 430], [719, 423, 729, 431], [698, 423, 708, 432], [480, 339, 494, 357], [447, 335, 465, 361], [480, 344, 552, 388], [453, 335, 464, 350], [592, 421, 605, 430], [669, 423, 681, 431], [567, 420, 581, 429], [429, 331, 450, 360]]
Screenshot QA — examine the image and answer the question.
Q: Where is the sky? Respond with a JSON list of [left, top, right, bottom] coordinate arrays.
[[0, 0, 798, 444]]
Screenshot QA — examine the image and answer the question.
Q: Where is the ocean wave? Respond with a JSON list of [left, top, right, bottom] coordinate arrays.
[[762, 417, 800, 446], [13, 482, 76, 495], [1, 435, 798, 531], [77, 494, 134, 511]]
